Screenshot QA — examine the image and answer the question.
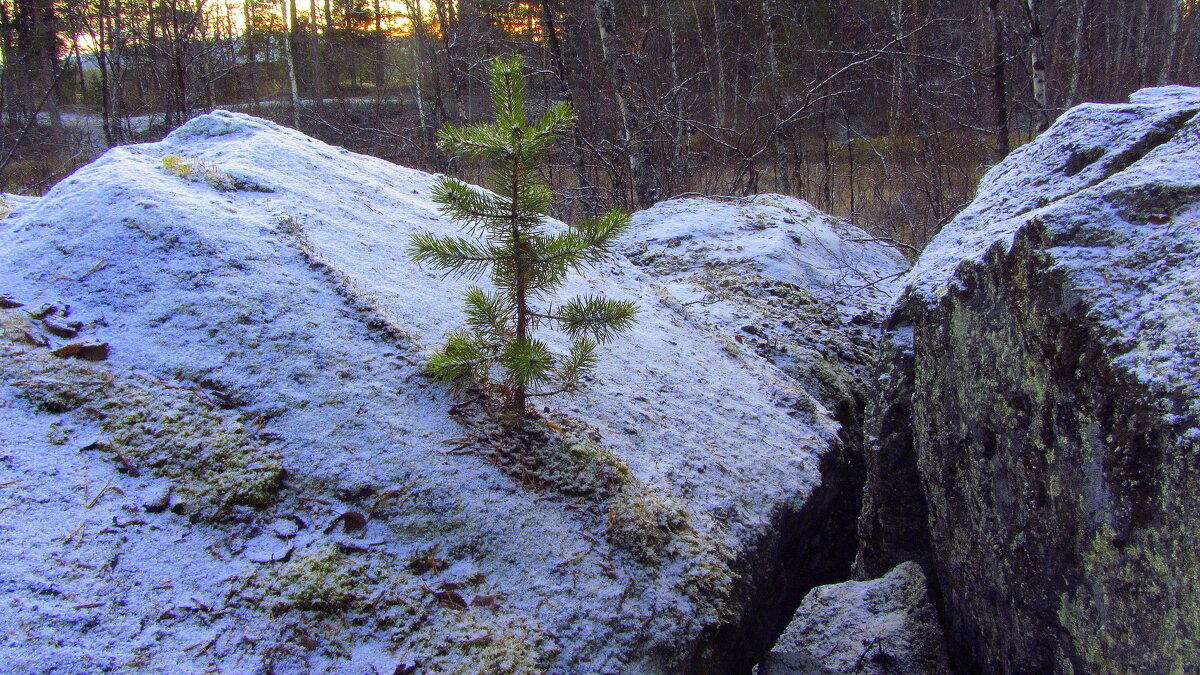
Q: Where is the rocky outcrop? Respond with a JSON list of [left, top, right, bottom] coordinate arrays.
[[621, 195, 911, 662], [859, 86, 1200, 672], [0, 112, 903, 673], [758, 562, 950, 675]]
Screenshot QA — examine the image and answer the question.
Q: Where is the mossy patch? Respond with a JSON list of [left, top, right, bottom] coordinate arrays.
[[259, 546, 363, 616], [235, 544, 552, 672], [1, 310, 283, 520], [606, 483, 690, 563], [606, 482, 735, 621], [99, 381, 283, 515], [161, 154, 272, 192]]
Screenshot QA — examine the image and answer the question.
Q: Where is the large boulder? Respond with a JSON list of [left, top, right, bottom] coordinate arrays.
[[621, 195, 911, 656], [758, 561, 950, 675], [622, 194, 909, 423], [859, 86, 1200, 672], [0, 112, 893, 673]]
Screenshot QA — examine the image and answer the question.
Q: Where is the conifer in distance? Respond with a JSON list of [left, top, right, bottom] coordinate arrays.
[[409, 55, 638, 422]]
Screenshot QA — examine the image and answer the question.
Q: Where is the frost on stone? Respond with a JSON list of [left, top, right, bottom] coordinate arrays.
[[620, 194, 910, 426], [760, 562, 950, 675], [868, 86, 1200, 674], [0, 111, 848, 672]]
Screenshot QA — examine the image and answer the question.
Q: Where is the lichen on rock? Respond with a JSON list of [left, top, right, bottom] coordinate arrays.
[[859, 86, 1200, 673], [3, 310, 283, 520]]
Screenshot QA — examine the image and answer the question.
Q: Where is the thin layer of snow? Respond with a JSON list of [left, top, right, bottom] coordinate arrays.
[[902, 86, 1200, 418], [906, 86, 1200, 305], [622, 194, 909, 319], [0, 111, 843, 672]]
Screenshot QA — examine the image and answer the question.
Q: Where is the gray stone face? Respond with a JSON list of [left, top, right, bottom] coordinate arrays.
[[852, 325, 932, 581], [859, 86, 1200, 673], [759, 562, 950, 675]]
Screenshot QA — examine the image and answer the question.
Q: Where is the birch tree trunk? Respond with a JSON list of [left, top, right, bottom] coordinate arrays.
[[592, 0, 655, 208], [280, 0, 299, 127], [1024, 0, 1048, 131]]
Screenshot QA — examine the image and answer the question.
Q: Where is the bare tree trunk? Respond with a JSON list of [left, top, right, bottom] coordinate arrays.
[[403, 0, 426, 130], [541, 0, 589, 194], [433, 0, 464, 122], [592, 0, 655, 208], [991, 0, 1010, 158], [309, 0, 321, 111], [280, 0, 299, 127], [762, 0, 789, 193], [1068, 0, 1085, 105], [666, 15, 687, 196], [372, 0, 383, 92], [1024, 0, 1048, 130], [1160, 0, 1183, 85], [243, 0, 258, 112], [97, 0, 113, 144]]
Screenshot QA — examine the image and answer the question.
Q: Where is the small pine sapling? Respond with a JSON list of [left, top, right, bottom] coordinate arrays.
[[409, 55, 638, 422]]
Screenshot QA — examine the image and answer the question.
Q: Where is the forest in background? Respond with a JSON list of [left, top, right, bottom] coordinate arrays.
[[1, 0, 1196, 248]]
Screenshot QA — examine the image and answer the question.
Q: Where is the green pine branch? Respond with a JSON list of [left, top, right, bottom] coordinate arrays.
[[407, 54, 639, 423]]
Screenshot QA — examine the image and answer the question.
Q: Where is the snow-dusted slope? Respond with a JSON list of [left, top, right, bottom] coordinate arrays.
[[619, 195, 909, 426], [622, 194, 908, 319], [0, 112, 843, 673]]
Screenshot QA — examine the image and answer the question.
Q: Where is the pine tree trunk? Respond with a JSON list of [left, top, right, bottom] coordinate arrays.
[[511, 134, 528, 419]]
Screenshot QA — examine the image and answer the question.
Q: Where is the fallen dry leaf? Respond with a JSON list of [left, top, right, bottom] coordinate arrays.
[[323, 511, 368, 534]]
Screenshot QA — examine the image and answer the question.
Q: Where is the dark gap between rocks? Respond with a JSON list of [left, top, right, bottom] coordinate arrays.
[[704, 394, 868, 674]]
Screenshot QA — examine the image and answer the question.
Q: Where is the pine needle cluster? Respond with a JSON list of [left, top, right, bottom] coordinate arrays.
[[410, 55, 637, 421]]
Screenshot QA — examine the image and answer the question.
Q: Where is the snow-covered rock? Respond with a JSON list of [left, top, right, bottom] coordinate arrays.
[[621, 195, 912, 666], [859, 86, 1200, 673], [621, 195, 909, 414], [758, 562, 949, 675], [0, 111, 874, 673]]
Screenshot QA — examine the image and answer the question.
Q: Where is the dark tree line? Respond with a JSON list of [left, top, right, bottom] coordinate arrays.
[[1, 0, 1196, 246]]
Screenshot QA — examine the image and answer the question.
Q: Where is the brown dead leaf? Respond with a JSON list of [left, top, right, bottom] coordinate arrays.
[[323, 511, 368, 534], [77, 342, 109, 361], [0, 296, 22, 309], [408, 548, 448, 574], [41, 316, 78, 338], [470, 594, 499, 609], [430, 589, 467, 611], [51, 343, 82, 358], [51, 341, 109, 361]]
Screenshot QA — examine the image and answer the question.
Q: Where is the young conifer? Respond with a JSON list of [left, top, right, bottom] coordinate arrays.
[[409, 55, 638, 422]]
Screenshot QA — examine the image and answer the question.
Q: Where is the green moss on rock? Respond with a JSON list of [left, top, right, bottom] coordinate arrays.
[[2, 313, 282, 520]]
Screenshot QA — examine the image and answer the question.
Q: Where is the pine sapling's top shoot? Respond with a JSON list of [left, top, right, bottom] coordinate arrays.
[[409, 54, 638, 422]]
